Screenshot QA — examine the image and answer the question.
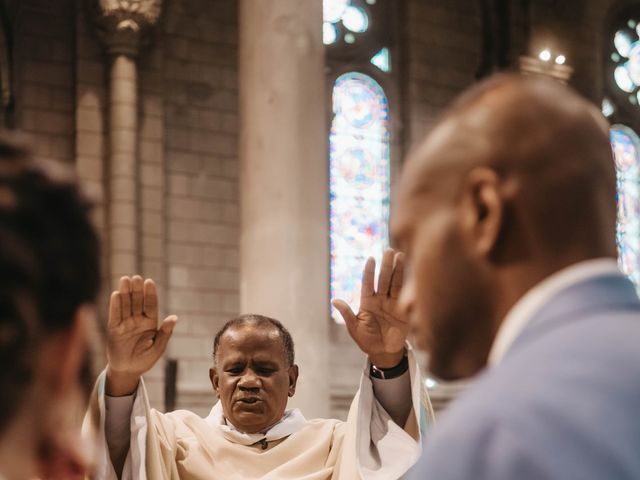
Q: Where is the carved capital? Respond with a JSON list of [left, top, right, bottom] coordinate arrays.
[[88, 0, 163, 56]]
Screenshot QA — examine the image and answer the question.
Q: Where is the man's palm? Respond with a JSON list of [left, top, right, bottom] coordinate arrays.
[[107, 276, 177, 376], [357, 291, 407, 356], [332, 249, 409, 363]]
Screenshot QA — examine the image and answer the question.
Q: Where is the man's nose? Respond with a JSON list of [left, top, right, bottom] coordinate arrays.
[[238, 370, 261, 390]]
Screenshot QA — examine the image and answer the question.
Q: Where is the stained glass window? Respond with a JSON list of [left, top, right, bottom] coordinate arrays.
[[330, 72, 390, 321], [611, 20, 640, 105], [323, 0, 370, 45], [370, 48, 391, 72], [602, 97, 615, 117], [610, 125, 640, 288]]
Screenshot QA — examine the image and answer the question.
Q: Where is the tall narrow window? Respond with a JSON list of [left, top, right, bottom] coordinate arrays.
[[324, 0, 397, 322], [606, 8, 640, 290], [611, 125, 640, 287], [610, 19, 640, 106], [329, 72, 390, 321]]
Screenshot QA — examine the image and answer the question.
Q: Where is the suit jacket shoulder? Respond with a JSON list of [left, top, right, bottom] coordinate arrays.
[[409, 275, 640, 480]]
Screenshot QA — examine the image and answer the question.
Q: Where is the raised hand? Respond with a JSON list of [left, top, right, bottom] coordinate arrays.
[[106, 276, 177, 395], [332, 249, 409, 368]]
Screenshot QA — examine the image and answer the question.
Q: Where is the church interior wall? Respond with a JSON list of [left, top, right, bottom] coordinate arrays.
[[403, 0, 483, 152], [0, 0, 628, 418], [160, 0, 240, 415], [12, 0, 76, 165]]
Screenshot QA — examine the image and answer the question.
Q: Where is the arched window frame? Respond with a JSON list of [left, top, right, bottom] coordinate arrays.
[[324, 0, 403, 327], [604, 4, 640, 289], [610, 124, 640, 288], [605, 4, 640, 121]]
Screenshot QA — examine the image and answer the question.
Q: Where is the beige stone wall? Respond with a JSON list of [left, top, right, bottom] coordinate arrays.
[[403, 0, 482, 152], [2, 0, 619, 419], [12, 0, 240, 414], [14, 0, 76, 165], [162, 0, 240, 415]]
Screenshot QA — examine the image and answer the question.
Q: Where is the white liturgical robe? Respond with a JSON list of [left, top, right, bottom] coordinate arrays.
[[85, 347, 433, 480]]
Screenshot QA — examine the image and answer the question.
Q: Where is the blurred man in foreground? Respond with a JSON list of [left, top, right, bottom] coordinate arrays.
[[0, 137, 100, 479], [91, 249, 431, 479], [397, 74, 640, 479]]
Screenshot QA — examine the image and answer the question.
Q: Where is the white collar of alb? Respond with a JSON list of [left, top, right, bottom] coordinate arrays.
[[488, 258, 621, 367], [206, 401, 307, 447]]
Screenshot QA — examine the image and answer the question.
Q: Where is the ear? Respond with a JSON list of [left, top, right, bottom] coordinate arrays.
[[41, 304, 95, 397], [210, 367, 219, 393], [460, 167, 503, 257], [287, 364, 299, 398]]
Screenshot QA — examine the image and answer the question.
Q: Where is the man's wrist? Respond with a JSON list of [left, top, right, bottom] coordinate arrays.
[[370, 352, 409, 380], [369, 350, 405, 369], [106, 367, 141, 397]]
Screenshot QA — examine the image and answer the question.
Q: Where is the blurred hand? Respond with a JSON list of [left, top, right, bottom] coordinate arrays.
[[106, 276, 177, 396], [332, 249, 409, 368]]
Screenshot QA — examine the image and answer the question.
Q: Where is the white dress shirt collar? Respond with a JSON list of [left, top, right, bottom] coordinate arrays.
[[488, 258, 621, 367], [206, 401, 307, 447]]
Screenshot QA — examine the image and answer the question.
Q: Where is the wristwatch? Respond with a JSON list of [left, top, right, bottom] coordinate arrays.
[[370, 352, 409, 380]]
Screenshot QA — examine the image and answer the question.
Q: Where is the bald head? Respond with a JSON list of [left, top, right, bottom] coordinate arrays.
[[393, 74, 618, 380], [408, 74, 612, 170], [397, 74, 617, 262]]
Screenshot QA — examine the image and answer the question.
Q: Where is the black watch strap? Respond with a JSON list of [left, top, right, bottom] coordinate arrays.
[[370, 353, 409, 380]]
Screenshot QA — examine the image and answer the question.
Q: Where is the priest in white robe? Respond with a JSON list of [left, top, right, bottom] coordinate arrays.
[[86, 249, 433, 479]]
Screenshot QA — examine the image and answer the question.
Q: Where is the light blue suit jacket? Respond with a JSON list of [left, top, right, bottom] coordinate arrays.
[[408, 273, 640, 479]]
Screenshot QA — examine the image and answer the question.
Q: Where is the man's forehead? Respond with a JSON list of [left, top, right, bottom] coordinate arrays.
[[218, 323, 285, 356], [221, 349, 279, 363], [222, 323, 281, 342]]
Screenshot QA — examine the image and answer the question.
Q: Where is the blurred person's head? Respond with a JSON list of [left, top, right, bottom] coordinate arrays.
[[210, 314, 298, 434], [392, 74, 617, 381], [0, 136, 100, 479]]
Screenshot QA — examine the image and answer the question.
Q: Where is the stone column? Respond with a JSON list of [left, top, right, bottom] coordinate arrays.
[[239, 0, 330, 417], [89, 0, 162, 287]]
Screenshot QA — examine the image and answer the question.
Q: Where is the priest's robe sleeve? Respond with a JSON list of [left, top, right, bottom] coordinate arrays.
[[332, 344, 434, 479], [83, 371, 178, 480], [85, 344, 433, 480]]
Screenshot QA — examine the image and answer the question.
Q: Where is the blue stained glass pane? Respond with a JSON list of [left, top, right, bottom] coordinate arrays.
[[602, 97, 615, 117], [628, 42, 640, 85], [323, 22, 338, 45], [330, 72, 390, 322], [342, 6, 369, 33], [323, 0, 348, 23], [615, 30, 633, 58], [371, 48, 391, 72], [615, 65, 635, 93], [610, 125, 640, 290]]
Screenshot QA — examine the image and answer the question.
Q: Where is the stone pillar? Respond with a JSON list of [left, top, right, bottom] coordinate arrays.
[[108, 54, 138, 285], [89, 0, 162, 287], [239, 0, 330, 417]]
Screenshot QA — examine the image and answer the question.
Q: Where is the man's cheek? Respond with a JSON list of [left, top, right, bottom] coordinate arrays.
[[410, 303, 432, 351]]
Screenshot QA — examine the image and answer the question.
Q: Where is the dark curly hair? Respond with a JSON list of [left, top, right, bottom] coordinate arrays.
[[213, 314, 295, 366], [0, 137, 100, 434]]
